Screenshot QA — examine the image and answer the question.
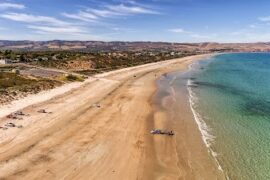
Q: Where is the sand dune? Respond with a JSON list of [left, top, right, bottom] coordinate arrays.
[[0, 54, 225, 180]]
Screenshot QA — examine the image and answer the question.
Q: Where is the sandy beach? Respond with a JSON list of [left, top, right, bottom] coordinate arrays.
[[0, 54, 225, 180]]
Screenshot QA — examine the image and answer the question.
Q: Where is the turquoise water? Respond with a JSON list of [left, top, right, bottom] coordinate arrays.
[[188, 53, 270, 179]]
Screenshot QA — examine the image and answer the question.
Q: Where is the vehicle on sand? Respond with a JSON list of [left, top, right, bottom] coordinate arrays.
[[14, 111, 25, 116], [38, 109, 47, 113], [6, 114, 17, 119], [150, 129, 174, 136]]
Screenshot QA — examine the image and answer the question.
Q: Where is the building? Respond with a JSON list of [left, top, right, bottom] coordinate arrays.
[[0, 59, 10, 64]]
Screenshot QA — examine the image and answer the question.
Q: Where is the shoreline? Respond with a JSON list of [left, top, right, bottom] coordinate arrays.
[[187, 74, 228, 177], [187, 61, 231, 180], [0, 54, 224, 179], [153, 57, 226, 179]]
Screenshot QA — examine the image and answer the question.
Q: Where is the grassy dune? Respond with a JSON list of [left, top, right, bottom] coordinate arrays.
[[0, 72, 63, 105]]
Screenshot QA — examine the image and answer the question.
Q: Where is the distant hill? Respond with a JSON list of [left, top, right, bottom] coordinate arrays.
[[1, 40, 270, 52]]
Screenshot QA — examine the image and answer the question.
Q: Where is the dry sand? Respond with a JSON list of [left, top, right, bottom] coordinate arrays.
[[0, 54, 225, 180]]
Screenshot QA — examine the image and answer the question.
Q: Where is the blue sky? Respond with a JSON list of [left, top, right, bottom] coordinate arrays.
[[1, 0, 270, 42]]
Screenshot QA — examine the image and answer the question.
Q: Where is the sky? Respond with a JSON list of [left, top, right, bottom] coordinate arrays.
[[1, 0, 270, 42]]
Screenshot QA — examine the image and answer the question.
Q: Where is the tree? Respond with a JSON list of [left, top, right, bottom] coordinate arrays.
[[19, 54, 27, 62]]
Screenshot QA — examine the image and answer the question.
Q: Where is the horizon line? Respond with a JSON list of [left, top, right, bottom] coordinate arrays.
[[1, 39, 270, 44]]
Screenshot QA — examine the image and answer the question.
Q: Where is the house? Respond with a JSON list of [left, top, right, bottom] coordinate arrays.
[[0, 59, 11, 64], [41, 57, 49, 61]]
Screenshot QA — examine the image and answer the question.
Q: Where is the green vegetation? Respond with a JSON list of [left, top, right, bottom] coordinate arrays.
[[0, 48, 201, 104], [0, 72, 61, 91], [60, 73, 85, 82], [0, 72, 62, 104], [0, 72, 34, 89], [0, 50, 199, 75]]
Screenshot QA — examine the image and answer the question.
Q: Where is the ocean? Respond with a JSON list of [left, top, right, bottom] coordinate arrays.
[[164, 53, 270, 179]]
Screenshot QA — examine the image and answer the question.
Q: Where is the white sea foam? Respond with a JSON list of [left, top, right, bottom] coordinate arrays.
[[187, 79, 214, 147], [187, 58, 232, 179], [169, 86, 177, 102], [187, 78, 230, 179], [169, 75, 177, 86]]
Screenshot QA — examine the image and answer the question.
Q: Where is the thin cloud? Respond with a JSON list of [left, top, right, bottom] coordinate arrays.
[[0, 13, 70, 26], [28, 25, 86, 34], [106, 4, 160, 15], [169, 27, 216, 40], [0, 12, 86, 35], [168, 28, 185, 33], [249, 24, 258, 29], [258, 16, 270, 22], [62, 11, 98, 22], [63, 3, 160, 22], [0, 3, 25, 10], [86, 8, 121, 17]]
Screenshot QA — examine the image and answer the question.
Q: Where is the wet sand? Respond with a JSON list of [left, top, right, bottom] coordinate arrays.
[[0, 54, 225, 179], [154, 71, 225, 179]]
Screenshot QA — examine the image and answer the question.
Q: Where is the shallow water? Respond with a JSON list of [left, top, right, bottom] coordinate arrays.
[[160, 53, 270, 179], [187, 53, 270, 180]]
